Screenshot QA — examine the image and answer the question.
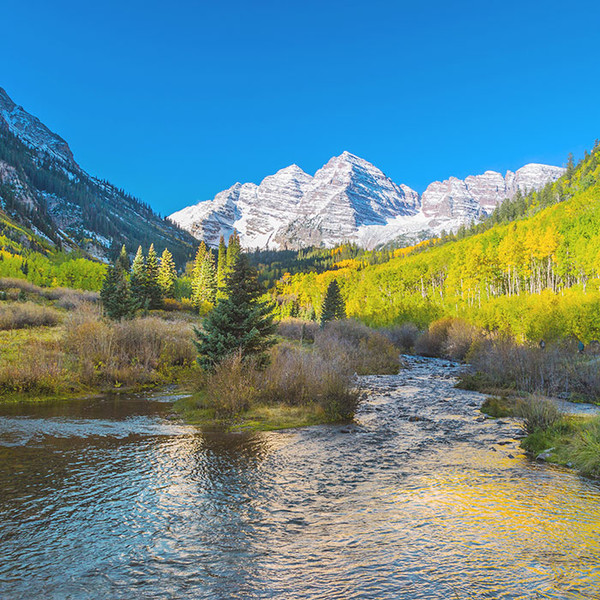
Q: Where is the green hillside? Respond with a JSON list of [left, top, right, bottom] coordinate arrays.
[[275, 142, 600, 342]]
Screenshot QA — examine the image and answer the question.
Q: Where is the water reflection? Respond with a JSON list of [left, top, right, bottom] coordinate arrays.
[[1, 358, 600, 599]]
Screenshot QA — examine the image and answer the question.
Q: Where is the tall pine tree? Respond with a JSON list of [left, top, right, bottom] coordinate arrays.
[[192, 251, 217, 309], [158, 247, 177, 298], [101, 250, 134, 320], [216, 235, 227, 299], [145, 244, 163, 309], [130, 246, 148, 310], [320, 279, 346, 326], [194, 252, 276, 370]]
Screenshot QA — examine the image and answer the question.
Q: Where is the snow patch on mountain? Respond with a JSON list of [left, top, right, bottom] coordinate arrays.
[[170, 153, 565, 250]]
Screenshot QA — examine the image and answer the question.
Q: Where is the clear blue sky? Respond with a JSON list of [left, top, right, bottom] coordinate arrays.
[[2, 0, 599, 215]]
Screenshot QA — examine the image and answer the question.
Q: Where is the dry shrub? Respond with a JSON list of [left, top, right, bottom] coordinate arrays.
[[0, 278, 42, 294], [0, 302, 62, 330], [64, 314, 195, 386], [0, 339, 66, 394], [414, 317, 454, 357], [414, 317, 480, 360], [443, 319, 481, 361], [516, 395, 563, 434], [277, 318, 319, 343], [42, 287, 99, 309], [464, 337, 600, 401], [201, 343, 361, 421], [382, 323, 420, 352], [203, 352, 261, 416], [314, 319, 401, 375]]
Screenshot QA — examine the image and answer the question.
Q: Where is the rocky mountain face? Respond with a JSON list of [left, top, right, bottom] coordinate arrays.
[[170, 153, 564, 250], [0, 86, 195, 265]]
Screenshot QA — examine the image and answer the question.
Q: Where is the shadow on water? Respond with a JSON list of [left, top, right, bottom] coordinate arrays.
[[1, 357, 600, 599]]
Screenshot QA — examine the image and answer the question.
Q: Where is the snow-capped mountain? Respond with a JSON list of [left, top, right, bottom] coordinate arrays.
[[0, 86, 195, 264], [170, 153, 564, 250]]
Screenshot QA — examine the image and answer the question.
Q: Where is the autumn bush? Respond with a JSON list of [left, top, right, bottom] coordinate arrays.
[[314, 319, 401, 375], [63, 313, 196, 387], [381, 323, 420, 353], [201, 342, 360, 421], [0, 339, 66, 394], [0, 302, 62, 330], [277, 318, 319, 343]]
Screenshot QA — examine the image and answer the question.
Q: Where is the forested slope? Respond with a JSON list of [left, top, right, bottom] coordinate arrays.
[[274, 143, 600, 342]]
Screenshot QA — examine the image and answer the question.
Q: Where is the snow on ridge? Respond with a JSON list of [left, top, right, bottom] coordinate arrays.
[[170, 153, 565, 250]]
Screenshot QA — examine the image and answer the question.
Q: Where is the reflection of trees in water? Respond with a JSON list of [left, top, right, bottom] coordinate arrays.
[[180, 431, 276, 596]]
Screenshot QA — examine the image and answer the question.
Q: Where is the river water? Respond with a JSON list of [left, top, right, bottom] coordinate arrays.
[[1, 357, 599, 599]]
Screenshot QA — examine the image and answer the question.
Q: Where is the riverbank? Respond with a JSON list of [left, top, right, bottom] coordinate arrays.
[[3, 355, 599, 598], [481, 394, 600, 478], [172, 320, 402, 431]]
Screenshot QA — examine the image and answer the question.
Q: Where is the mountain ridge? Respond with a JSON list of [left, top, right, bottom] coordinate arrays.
[[0, 87, 195, 265], [170, 153, 564, 250]]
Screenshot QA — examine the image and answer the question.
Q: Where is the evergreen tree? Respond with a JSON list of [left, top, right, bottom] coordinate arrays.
[[158, 247, 177, 298], [216, 235, 227, 298], [194, 252, 276, 370], [226, 232, 241, 271], [130, 246, 148, 310], [192, 251, 217, 308], [116, 245, 130, 272], [320, 279, 346, 326], [100, 254, 134, 320], [145, 243, 163, 309]]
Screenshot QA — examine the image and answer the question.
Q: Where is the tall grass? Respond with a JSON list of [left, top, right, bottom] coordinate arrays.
[[462, 337, 600, 401], [201, 342, 360, 421], [516, 395, 563, 435], [0, 302, 62, 330], [63, 313, 196, 386], [314, 319, 401, 375]]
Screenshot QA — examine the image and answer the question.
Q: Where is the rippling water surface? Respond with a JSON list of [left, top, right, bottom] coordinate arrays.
[[1, 358, 599, 599]]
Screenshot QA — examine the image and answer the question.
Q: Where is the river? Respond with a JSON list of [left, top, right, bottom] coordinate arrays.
[[1, 356, 599, 599]]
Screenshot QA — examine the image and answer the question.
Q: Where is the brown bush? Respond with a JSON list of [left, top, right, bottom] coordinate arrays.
[[0, 278, 42, 294], [314, 319, 401, 375], [63, 314, 196, 386], [443, 319, 481, 361], [463, 336, 600, 402], [0, 339, 66, 394], [202, 343, 361, 421], [42, 287, 99, 309], [381, 323, 420, 352], [203, 352, 261, 416], [414, 317, 454, 357], [0, 302, 62, 330], [277, 318, 319, 343]]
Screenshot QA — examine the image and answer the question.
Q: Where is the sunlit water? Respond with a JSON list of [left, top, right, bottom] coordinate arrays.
[[1, 357, 599, 599]]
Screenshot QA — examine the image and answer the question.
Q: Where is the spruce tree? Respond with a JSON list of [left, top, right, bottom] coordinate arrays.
[[216, 235, 227, 299], [101, 254, 134, 320], [145, 244, 163, 309], [192, 251, 217, 308], [116, 245, 130, 272], [226, 232, 241, 272], [158, 247, 177, 298], [194, 252, 276, 370], [130, 246, 148, 310], [320, 279, 346, 326]]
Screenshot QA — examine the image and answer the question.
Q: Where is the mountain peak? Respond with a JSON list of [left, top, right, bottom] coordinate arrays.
[[0, 86, 77, 167]]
